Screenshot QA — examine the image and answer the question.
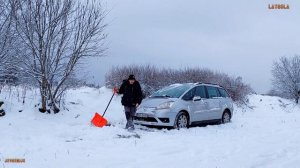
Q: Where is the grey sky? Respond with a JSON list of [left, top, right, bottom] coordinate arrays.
[[86, 0, 300, 93]]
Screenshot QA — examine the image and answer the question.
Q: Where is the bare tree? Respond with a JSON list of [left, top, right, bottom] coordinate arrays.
[[272, 55, 300, 103], [0, 0, 19, 85], [11, 0, 107, 113], [0, 0, 12, 64]]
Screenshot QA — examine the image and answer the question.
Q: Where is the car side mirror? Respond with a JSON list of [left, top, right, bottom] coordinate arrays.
[[193, 96, 201, 101]]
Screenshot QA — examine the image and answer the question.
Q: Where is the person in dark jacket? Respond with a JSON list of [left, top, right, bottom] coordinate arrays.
[[114, 75, 143, 130]]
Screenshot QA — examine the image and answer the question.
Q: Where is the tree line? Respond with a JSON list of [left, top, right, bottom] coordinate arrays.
[[106, 55, 300, 105], [105, 65, 253, 103]]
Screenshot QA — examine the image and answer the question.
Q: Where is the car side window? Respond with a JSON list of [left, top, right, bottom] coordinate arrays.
[[195, 86, 207, 98], [206, 86, 220, 98], [218, 88, 229, 98], [182, 88, 196, 101]]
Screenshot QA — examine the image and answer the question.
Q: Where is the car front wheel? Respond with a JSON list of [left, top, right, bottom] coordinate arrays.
[[174, 112, 189, 129]]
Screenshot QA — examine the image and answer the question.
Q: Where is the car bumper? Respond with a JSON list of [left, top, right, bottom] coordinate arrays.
[[134, 108, 177, 127]]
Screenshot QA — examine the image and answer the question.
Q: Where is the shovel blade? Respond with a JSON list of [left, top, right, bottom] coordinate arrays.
[[91, 112, 108, 128]]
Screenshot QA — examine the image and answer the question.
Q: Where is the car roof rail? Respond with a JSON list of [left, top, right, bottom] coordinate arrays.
[[195, 82, 221, 87]]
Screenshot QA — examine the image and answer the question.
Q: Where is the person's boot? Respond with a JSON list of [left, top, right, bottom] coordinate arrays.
[[128, 121, 135, 131], [128, 126, 135, 131], [128, 116, 135, 131]]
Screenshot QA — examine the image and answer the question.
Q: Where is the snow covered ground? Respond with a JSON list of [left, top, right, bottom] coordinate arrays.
[[1, 86, 300, 168]]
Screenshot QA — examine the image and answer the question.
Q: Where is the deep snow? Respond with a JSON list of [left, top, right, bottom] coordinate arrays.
[[1, 86, 300, 168]]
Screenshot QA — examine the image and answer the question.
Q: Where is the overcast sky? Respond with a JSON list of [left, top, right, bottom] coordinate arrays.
[[85, 0, 300, 93]]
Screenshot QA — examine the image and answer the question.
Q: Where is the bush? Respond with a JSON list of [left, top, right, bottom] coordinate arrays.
[[105, 65, 253, 102], [271, 55, 300, 104]]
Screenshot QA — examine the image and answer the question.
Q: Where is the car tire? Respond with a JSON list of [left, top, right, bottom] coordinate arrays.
[[221, 110, 231, 124], [174, 112, 189, 129]]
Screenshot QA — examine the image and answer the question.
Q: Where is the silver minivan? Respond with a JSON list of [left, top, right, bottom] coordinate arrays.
[[134, 83, 234, 128]]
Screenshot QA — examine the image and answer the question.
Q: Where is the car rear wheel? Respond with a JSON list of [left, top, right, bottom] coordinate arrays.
[[221, 110, 231, 123], [174, 112, 189, 129]]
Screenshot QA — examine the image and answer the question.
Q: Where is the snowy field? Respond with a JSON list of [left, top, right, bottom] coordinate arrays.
[[1, 86, 300, 168]]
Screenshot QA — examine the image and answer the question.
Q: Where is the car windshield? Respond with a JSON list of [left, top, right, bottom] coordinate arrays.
[[150, 84, 192, 98]]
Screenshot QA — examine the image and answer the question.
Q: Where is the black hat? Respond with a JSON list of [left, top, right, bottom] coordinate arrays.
[[128, 74, 135, 80]]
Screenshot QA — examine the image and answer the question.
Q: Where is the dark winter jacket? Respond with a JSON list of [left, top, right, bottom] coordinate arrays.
[[118, 80, 143, 107]]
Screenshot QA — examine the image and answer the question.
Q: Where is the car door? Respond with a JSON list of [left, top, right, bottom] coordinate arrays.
[[182, 86, 210, 122], [205, 86, 222, 120], [192, 86, 210, 121]]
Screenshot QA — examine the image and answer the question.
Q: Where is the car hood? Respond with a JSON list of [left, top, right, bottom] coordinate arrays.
[[140, 97, 178, 108]]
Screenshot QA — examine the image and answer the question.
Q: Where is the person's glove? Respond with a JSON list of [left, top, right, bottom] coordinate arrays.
[[113, 87, 118, 93]]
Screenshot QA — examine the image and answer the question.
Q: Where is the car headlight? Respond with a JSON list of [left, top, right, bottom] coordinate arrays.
[[156, 101, 174, 110]]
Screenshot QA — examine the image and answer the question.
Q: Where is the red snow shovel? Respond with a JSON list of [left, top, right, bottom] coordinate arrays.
[[91, 92, 115, 127]]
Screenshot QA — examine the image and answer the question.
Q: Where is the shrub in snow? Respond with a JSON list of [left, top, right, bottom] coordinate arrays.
[[105, 65, 253, 102], [272, 55, 300, 104]]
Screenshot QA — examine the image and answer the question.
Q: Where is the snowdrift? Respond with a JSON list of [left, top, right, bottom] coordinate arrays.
[[0, 86, 300, 168]]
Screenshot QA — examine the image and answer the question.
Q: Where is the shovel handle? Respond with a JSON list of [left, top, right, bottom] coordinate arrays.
[[102, 92, 115, 117]]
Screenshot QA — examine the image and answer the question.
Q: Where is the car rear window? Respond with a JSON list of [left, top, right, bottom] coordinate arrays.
[[218, 88, 230, 98], [206, 86, 221, 98]]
